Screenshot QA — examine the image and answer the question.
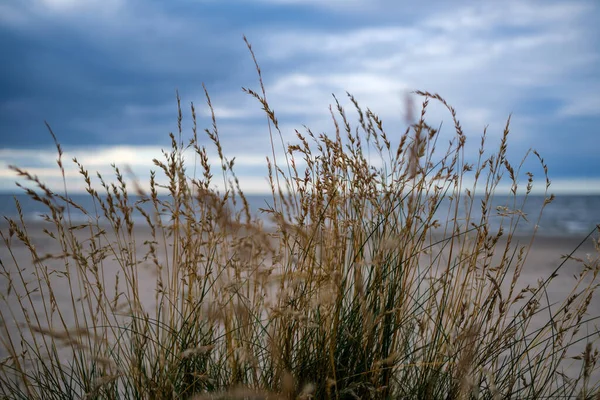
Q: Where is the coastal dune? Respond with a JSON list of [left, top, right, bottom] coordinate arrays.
[[1, 220, 598, 392]]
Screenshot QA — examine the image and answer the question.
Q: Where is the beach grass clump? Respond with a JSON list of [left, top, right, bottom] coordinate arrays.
[[1, 40, 599, 399]]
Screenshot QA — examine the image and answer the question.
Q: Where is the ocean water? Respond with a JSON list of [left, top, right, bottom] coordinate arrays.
[[0, 192, 598, 238]]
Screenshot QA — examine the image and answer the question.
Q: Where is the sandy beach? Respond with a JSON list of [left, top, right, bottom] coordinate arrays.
[[1, 220, 599, 390]]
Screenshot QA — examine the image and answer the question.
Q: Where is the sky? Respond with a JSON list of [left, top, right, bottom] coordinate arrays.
[[0, 0, 599, 195]]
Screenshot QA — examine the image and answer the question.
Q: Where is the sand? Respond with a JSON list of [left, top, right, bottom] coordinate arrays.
[[1, 220, 598, 392]]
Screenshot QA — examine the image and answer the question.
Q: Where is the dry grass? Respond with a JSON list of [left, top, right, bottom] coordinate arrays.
[[1, 39, 599, 399]]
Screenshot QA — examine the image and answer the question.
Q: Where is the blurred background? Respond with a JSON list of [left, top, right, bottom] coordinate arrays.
[[0, 0, 599, 235]]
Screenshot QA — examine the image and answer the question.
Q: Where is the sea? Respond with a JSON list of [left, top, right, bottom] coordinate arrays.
[[0, 192, 599, 239]]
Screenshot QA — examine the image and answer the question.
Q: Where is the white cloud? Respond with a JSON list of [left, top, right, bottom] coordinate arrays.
[[202, 106, 257, 120], [537, 178, 600, 195], [1, 0, 598, 194], [558, 90, 600, 117], [0, 145, 283, 194], [247, 0, 366, 8], [248, 0, 598, 155], [261, 27, 418, 60], [424, 2, 588, 31], [36, 0, 123, 14], [2, 139, 599, 195], [559, 100, 600, 117], [0, 0, 124, 28]]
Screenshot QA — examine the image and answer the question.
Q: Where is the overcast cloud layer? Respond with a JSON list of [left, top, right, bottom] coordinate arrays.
[[1, 0, 599, 194]]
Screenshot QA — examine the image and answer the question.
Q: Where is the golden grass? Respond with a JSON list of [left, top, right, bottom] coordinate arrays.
[[1, 39, 599, 399]]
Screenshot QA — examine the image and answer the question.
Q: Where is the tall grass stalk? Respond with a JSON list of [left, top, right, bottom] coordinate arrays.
[[1, 41, 599, 399]]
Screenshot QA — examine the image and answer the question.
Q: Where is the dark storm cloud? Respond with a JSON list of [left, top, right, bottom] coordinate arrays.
[[0, 0, 599, 193]]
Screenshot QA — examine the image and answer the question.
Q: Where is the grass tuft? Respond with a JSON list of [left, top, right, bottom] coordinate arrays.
[[1, 40, 599, 399]]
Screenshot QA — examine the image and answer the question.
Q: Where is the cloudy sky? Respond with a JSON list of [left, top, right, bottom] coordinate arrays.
[[0, 0, 599, 195]]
